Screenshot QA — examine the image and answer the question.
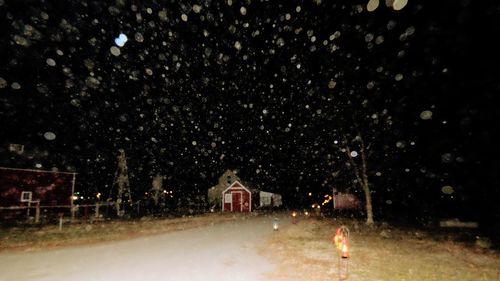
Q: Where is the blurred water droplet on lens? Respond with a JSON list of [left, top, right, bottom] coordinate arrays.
[[114, 33, 128, 47], [420, 110, 433, 120], [441, 185, 454, 194], [11, 82, 21, 90], [0, 77, 7, 88], [44, 132, 56, 140], [392, 0, 408, 11], [110, 46, 121, 56], [46, 58, 56, 66], [192, 4, 202, 13], [367, 0, 380, 12]]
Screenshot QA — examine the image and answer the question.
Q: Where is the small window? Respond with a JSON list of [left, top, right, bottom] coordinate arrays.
[[20, 191, 32, 202]]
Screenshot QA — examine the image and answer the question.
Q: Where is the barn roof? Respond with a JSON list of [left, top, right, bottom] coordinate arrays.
[[222, 180, 252, 194]]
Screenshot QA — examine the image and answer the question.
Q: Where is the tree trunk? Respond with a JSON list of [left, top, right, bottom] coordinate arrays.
[[361, 180, 374, 225], [344, 135, 374, 225], [359, 136, 374, 225]]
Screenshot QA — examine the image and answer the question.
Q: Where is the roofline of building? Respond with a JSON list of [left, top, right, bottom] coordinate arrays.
[[0, 167, 77, 175]]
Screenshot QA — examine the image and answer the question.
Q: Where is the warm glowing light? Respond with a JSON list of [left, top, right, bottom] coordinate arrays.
[[341, 240, 349, 258], [308, 192, 312, 196]]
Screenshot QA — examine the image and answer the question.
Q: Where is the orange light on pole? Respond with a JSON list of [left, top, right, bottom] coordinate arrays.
[[333, 227, 343, 250], [333, 226, 350, 279], [341, 237, 349, 258], [332, 226, 349, 258]]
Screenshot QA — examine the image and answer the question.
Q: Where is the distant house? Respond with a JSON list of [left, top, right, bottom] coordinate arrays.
[[210, 170, 283, 212], [222, 181, 252, 212], [220, 181, 283, 212]]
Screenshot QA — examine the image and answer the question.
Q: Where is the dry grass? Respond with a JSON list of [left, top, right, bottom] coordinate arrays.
[[262, 216, 500, 281], [0, 213, 242, 252]]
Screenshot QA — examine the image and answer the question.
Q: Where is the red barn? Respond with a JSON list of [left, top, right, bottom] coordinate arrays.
[[222, 181, 252, 212], [0, 167, 76, 220]]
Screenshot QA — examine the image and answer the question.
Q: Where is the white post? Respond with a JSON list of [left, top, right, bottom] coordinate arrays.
[[59, 215, 63, 231], [95, 202, 100, 219], [26, 200, 31, 218], [71, 205, 76, 222], [71, 173, 76, 222], [333, 187, 336, 209], [35, 202, 40, 223]]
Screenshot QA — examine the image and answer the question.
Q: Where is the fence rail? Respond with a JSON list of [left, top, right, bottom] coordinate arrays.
[[0, 202, 117, 224], [1, 201, 208, 224], [0, 205, 71, 210]]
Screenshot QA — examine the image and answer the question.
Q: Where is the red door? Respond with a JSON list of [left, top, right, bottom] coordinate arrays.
[[232, 192, 242, 212]]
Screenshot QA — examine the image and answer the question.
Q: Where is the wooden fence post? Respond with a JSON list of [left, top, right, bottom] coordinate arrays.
[[59, 213, 64, 231], [71, 205, 76, 222], [95, 202, 100, 219], [35, 202, 40, 223]]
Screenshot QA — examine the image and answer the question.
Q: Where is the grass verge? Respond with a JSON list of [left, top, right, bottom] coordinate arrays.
[[0, 213, 242, 252], [262, 216, 500, 281]]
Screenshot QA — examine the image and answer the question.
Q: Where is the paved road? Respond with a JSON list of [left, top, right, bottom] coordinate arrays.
[[0, 214, 289, 281]]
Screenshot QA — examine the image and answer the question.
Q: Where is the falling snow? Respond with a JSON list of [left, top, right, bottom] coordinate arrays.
[[0, 2, 497, 258]]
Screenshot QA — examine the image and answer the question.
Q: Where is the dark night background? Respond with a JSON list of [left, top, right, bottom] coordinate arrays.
[[0, 1, 499, 231]]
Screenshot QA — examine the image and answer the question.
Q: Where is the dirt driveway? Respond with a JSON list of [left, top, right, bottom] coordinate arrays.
[[0, 214, 289, 281]]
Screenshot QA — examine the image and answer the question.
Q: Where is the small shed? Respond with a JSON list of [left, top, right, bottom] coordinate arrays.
[[259, 191, 283, 208], [222, 181, 252, 212]]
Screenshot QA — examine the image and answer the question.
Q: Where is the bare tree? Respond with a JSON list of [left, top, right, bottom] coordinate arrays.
[[151, 174, 164, 206], [110, 149, 132, 217], [342, 134, 374, 225]]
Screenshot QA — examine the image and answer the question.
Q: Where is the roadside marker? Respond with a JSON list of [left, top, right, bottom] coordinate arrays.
[[332, 226, 350, 279]]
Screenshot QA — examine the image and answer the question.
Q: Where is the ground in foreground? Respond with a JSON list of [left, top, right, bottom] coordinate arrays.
[[262, 216, 500, 281]]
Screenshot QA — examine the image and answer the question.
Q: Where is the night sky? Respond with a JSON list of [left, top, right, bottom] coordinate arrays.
[[0, 1, 499, 226]]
